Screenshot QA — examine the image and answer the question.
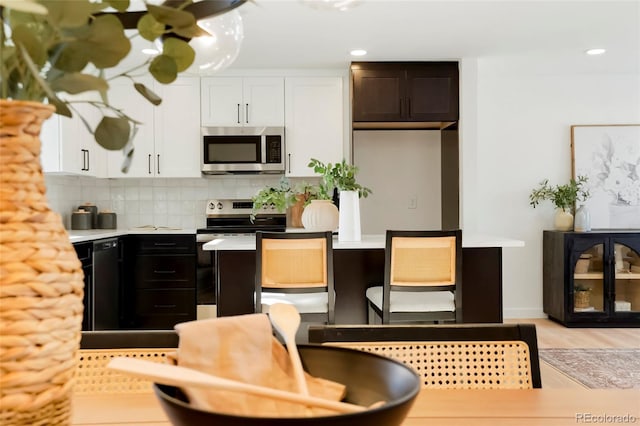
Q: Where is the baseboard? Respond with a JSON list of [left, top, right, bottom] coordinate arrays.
[[503, 308, 546, 319]]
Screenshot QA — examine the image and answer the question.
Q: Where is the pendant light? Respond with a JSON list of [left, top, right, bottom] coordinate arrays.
[[187, 9, 245, 73]]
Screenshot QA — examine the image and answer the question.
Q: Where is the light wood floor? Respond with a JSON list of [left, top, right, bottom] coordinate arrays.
[[506, 318, 640, 388]]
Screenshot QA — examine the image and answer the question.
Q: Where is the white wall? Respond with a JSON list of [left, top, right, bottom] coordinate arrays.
[[467, 54, 640, 318], [353, 130, 441, 233]]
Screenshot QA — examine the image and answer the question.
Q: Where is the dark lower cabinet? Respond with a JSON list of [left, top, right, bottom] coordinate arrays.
[[216, 247, 503, 323], [73, 242, 93, 331], [122, 234, 196, 329], [543, 230, 640, 327]]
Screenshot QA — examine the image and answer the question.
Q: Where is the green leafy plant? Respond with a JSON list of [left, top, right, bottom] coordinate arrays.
[[529, 175, 590, 213], [574, 283, 592, 292], [308, 158, 372, 199], [250, 177, 316, 221], [0, 0, 210, 155]]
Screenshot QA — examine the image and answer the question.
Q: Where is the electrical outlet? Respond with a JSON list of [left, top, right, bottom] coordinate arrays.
[[408, 196, 417, 209]]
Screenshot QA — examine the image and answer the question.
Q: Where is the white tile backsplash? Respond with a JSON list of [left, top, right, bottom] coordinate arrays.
[[43, 174, 291, 231]]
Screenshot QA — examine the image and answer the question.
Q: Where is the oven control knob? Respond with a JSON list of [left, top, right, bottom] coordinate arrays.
[[217, 202, 223, 210], [208, 201, 216, 210]]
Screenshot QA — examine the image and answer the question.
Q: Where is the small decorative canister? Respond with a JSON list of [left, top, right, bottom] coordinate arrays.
[[71, 210, 92, 230], [97, 211, 117, 229], [78, 202, 98, 228]]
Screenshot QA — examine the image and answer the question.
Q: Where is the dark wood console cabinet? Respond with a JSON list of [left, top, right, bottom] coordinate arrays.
[[351, 62, 459, 124], [543, 230, 640, 327]]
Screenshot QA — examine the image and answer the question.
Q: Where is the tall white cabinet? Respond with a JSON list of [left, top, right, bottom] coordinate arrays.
[[200, 77, 284, 127], [106, 77, 201, 178], [41, 95, 107, 177], [284, 77, 344, 177]]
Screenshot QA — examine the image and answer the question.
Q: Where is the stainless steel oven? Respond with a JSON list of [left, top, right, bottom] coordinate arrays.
[[201, 127, 285, 174], [196, 199, 286, 320]]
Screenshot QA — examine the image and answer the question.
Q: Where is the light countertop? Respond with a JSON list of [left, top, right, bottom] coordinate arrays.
[[203, 233, 525, 251], [67, 228, 196, 243]]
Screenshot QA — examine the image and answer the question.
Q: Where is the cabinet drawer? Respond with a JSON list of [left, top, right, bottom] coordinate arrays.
[[129, 235, 195, 254], [133, 289, 196, 329], [133, 255, 196, 288]]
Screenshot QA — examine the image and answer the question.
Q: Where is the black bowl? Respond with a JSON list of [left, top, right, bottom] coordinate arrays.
[[153, 344, 420, 426]]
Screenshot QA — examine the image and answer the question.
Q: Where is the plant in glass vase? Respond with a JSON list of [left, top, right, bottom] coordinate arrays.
[[529, 175, 590, 231]]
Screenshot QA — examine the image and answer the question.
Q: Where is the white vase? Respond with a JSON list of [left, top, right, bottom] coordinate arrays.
[[574, 205, 591, 232], [301, 200, 339, 231], [338, 190, 361, 242], [554, 209, 573, 231]]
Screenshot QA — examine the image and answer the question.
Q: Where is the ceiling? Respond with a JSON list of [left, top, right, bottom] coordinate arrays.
[[210, 0, 639, 73]]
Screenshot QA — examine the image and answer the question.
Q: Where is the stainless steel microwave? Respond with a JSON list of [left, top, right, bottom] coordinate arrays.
[[201, 127, 285, 174]]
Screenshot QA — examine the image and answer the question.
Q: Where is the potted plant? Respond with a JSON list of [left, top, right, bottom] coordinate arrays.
[[307, 158, 372, 241], [529, 175, 590, 231], [0, 2, 244, 424], [308, 158, 372, 200], [251, 177, 315, 227]]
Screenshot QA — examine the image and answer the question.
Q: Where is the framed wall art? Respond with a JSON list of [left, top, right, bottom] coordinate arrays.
[[571, 124, 640, 229]]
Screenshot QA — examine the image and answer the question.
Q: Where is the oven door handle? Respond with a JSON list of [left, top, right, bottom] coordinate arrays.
[[260, 135, 267, 164]]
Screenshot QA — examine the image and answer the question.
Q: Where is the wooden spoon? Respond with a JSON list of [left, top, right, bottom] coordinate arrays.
[[107, 357, 364, 413], [268, 303, 308, 395]]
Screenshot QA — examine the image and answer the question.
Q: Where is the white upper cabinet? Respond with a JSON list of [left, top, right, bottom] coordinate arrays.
[[107, 77, 201, 178], [200, 77, 284, 127], [41, 93, 107, 177], [154, 78, 201, 177], [284, 77, 344, 177]]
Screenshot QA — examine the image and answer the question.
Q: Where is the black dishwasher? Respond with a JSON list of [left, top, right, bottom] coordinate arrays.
[[92, 238, 120, 330]]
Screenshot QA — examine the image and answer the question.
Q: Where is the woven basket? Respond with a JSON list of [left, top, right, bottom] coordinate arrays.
[[575, 291, 591, 309], [0, 100, 84, 425]]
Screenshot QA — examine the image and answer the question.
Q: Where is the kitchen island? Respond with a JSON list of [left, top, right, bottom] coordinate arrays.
[[204, 233, 524, 324]]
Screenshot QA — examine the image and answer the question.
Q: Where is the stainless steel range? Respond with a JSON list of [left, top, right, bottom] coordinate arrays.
[[197, 198, 286, 241], [195, 199, 286, 319]]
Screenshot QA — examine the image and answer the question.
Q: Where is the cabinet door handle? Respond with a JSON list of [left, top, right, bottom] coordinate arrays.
[[288, 153, 291, 174], [245, 103, 249, 123], [81, 149, 88, 171], [153, 242, 177, 246], [407, 98, 411, 117], [153, 270, 176, 274], [157, 154, 160, 175], [154, 304, 177, 309], [399, 97, 403, 116], [148, 154, 152, 174], [237, 103, 241, 124], [86, 149, 90, 171]]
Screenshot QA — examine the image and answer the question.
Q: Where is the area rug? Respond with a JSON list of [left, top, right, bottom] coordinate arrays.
[[539, 348, 640, 389]]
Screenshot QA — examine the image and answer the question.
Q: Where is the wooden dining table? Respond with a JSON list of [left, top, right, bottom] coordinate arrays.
[[72, 388, 640, 426]]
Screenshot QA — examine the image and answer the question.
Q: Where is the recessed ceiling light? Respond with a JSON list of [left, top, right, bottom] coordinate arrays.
[[585, 48, 606, 55], [350, 49, 367, 57]]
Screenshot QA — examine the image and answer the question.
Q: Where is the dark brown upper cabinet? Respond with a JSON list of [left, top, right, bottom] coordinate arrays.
[[351, 62, 459, 128]]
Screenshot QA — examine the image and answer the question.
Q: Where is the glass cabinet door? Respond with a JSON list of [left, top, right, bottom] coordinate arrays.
[[613, 243, 640, 314], [572, 243, 605, 314]]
